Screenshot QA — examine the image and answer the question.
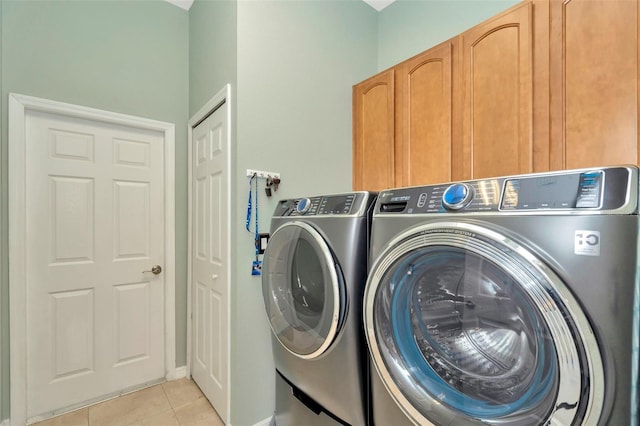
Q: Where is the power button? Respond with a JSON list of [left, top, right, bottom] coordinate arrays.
[[417, 193, 428, 208], [442, 183, 474, 210], [296, 198, 312, 214]]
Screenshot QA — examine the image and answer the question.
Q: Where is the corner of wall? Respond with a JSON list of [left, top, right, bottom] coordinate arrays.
[[0, 0, 7, 421]]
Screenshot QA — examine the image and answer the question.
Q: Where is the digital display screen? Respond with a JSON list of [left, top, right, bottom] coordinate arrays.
[[501, 172, 603, 210], [318, 195, 355, 215]]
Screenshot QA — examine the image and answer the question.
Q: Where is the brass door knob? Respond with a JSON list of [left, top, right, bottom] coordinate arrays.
[[143, 265, 162, 275]]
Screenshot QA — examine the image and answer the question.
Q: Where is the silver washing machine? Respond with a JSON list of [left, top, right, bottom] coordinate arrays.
[[364, 166, 640, 425], [262, 192, 376, 426]]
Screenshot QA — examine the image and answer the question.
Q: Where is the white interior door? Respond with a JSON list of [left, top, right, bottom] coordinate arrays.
[[191, 100, 230, 422], [24, 109, 166, 419]]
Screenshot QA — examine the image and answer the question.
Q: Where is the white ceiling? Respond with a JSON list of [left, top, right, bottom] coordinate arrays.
[[164, 0, 395, 12], [164, 0, 193, 11], [362, 0, 395, 11]]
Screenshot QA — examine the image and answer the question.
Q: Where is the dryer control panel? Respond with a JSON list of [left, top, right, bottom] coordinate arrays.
[[274, 192, 372, 217], [376, 166, 636, 215]]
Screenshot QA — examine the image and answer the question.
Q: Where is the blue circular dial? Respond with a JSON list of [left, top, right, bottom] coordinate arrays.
[[442, 183, 473, 210], [296, 198, 312, 214]]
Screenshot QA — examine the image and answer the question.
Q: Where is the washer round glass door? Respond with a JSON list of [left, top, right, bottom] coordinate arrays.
[[262, 221, 345, 359], [364, 221, 604, 426]]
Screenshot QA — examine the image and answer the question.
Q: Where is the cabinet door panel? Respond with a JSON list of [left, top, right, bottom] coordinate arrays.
[[550, 0, 638, 170], [353, 69, 395, 191], [397, 41, 454, 187], [462, 2, 533, 179]]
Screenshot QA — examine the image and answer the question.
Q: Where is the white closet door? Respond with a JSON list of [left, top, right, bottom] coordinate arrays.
[[191, 101, 230, 422]]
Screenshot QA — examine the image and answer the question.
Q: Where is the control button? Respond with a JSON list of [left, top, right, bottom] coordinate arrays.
[[442, 183, 474, 210], [296, 198, 312, 214], [417, 193, 428, 208]]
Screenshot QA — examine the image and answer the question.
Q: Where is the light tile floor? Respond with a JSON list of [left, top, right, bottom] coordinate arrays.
[[33, 379, 225, 426]]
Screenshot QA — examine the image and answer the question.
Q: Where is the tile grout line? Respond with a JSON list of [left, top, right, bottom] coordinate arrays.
[[159, 381, 181, 425]]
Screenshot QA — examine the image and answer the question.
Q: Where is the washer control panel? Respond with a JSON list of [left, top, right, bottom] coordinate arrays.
[[376, 166, 635, 215], [274, 193, 362, 216]]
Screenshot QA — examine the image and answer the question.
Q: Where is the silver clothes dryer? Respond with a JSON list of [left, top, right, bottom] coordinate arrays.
[[262, 192, 376, 426], [364, 166, 639, 425]]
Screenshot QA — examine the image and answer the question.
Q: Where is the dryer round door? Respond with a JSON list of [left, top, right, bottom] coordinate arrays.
[[364, 221, 604, 426], [262, 221, 346, 359]]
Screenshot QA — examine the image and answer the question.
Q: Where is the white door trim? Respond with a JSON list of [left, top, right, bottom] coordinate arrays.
[[186, 84, 232, 422], [8, 93, 176, 426]]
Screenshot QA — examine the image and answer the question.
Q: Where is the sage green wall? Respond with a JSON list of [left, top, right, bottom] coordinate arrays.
[[189, 0, 238, 117], [0, 1, 5, 420], [0, 0, 189, 421], [378, 0, 520, 70], [233, 1, 377, 423]]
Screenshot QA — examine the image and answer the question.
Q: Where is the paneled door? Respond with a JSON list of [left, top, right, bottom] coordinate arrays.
[[24, 108, 166, 419], [191, 100, 229, 423]]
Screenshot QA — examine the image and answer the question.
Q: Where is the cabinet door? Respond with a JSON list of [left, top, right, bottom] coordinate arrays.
[[549, 0, 638, 170], [460, 2, 533, 179], [396, 40, 455, 187], [353, 69, 395, 191]]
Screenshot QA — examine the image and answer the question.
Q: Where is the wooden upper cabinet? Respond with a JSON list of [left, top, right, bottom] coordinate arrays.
[[353, 0, 640, 190], [396, 40, 455, 187], [460, 2, 533, 180], [352, 69, 395, 191], [548, 0, 639, 170]]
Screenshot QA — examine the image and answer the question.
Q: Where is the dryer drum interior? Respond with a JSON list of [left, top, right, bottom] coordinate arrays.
[[263, 221, 346, 359], [365, 221, 605, 426]]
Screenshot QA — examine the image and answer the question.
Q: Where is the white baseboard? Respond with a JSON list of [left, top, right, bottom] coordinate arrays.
[[166, 365, 187, 381], [253, 416, 273, 426], [174, 365, 188, 379]]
